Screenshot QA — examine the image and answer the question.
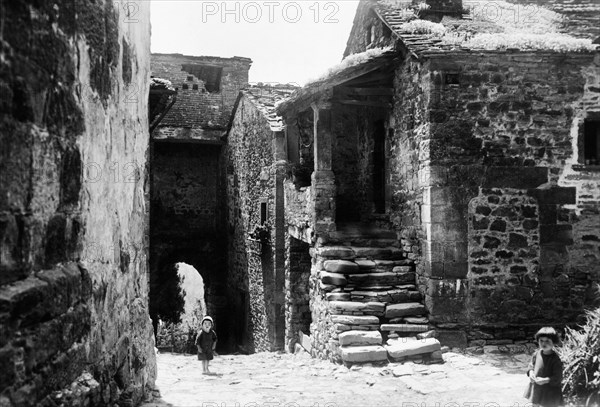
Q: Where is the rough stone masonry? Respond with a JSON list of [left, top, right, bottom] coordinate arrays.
[[0, 1, 155, 405]]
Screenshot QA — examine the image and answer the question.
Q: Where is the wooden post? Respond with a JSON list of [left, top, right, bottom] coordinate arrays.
[[311, 102, 336, 238]]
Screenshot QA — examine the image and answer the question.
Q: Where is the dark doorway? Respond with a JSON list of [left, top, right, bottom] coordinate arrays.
[[286, 237, 312, 352]]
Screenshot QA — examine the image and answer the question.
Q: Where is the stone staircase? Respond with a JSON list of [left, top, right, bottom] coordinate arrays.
[[317, 224, 442, 365]]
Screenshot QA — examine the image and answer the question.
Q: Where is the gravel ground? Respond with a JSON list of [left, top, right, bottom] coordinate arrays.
[[140, 349, 534, 407]]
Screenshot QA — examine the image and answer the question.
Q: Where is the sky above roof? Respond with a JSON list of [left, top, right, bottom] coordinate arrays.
[[150, 1, 360, 86]]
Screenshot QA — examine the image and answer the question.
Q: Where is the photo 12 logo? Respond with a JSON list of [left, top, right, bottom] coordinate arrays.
[[83, 161, 142, 184], [201, 2, 340, 24]]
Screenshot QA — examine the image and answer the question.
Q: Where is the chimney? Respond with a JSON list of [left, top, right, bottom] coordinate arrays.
[[413, 0, 463, 19]]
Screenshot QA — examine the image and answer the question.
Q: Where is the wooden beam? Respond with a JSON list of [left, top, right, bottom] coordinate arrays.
[[335, 99, 392, 108], [334, 87, 394, 96]]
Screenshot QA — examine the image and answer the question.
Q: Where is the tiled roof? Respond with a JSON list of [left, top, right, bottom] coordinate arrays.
[[242, 86, 298, 131], [150, 54, 251, 131], [371, 0, 599, 55], [510, 0, 600, 40]]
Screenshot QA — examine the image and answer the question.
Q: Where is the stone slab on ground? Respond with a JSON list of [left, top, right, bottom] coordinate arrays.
[[385, 302, 426, 318], [331, 315, 380, 325], [386, 338, 441, 359], [340, 345, 388, 363], [338, 330, 382, 346]]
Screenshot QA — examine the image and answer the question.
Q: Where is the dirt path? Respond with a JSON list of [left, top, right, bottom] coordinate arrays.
[[141, 350, 533, 407]]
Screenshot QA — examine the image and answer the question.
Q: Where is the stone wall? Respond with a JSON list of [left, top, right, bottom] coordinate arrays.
[[389, 57, 430, 270], [416, 50, 600, 345], [225, 95, 278, 352], [343, 1, 395, 58], [151, 54, 251, 131], [0, 1, 155, 405]]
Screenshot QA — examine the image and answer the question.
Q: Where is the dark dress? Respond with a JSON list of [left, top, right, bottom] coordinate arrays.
[[195, 329, 217, 361], [526, 350, 564, 407]]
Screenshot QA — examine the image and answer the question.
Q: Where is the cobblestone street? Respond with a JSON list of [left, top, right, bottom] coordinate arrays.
[[142, 349, 533, 407]]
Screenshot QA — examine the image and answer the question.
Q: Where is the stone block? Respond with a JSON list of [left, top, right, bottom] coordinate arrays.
[[483, 167, 547, 189], [386, 338, 441, 359], [320, 271, 347, 286], [436, 330, 468, 348], [528, 187, 576, 205], [326, 292, 350, 301], [340, 345, 388, 363], [328, 301, 385, 316], [404, 316, 429, 324], [347, 272, 414, 286], [385, 302, 426, 318], [324, 260, 360, 274], [0, 276, 50, 325], [417, 330, 437, 339], [318, 246, 355, 259], [331, 315, 379, 325], [355, 260, 376, 270], [380, 324, 429, 333], [338, 330, 382, 346]]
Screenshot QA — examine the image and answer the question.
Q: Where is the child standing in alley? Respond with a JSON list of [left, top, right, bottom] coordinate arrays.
[[195, 316, 217, 375], [525, 327, 564, 407]]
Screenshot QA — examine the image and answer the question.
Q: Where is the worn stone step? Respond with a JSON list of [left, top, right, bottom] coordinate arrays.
[[349, 246, 404, 260], [317, 246, 355, 259], [320, 271, 347, 286], [347, 272, 416, 286], [330, 224, 397, 241], [403, 316, 429, 324], [350, 288, 413, 303], [323, 260, 360, 274], [338, 330, 382, 346], [326, 292, 350, 301], [340, 345, 389, 363], [385, 302, 427, 318], [328, 301, 385, 316], [380, 324, 430, 333], [331, 315, 380, 325], [374, 260, 414, 272], [335, 323, 379, 332], [385, 338, 441, 359]]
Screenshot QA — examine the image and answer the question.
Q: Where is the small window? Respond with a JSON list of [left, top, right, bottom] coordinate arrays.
[[445, 73, 460, 85], [366, 25, 372, 45], [260, 202, 268, 225], [187, 75, 194, 81], [584, 120, 600, 165], [182, 83, 189, 90], [192, 84, 199, 90]]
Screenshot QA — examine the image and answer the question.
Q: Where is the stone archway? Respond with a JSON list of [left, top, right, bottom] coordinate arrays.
[[155, 262, 207, 353]]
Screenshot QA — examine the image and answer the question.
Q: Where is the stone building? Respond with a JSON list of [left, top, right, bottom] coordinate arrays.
[[0, 1, 156, 405], [148, 54, 251, 351], [225, 85, 297, 352], [229, 0, 600, 362]]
